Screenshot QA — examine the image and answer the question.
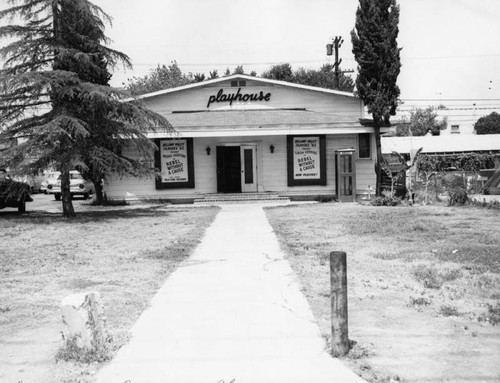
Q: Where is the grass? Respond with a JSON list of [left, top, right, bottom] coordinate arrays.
[[265, 203, 500, 383], [0, 205, 219, 383]]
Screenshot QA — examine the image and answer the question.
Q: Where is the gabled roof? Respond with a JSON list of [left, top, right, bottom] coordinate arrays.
[[135, 74, 356, 100], [167, 109, 355, 127]]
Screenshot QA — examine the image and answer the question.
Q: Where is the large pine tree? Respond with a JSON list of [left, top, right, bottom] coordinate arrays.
[[351, 0, 402, 195], [0, 0, 171, 216]]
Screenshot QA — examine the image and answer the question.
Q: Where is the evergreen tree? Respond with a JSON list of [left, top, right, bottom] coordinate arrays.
[[351, 0, 402, 195], [208, 69, 219, 79], [0, 0, 171, 216]]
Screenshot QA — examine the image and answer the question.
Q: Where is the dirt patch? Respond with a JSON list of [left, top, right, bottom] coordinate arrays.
[[265, 203, 500, 383], [0, 205, 219, 383]]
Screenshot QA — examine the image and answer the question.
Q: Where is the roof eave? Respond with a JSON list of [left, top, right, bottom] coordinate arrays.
[[135, 74, 357, 101]]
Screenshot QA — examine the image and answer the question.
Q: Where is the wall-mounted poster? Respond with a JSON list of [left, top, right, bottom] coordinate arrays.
[[287, 135, 326, 186], [155, 138, 194, 189], [293, 137, 321, 179]]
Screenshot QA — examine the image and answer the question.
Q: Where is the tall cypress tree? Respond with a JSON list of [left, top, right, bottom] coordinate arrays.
[[0, 0, 171, 216], [351, 0, 402, 195]]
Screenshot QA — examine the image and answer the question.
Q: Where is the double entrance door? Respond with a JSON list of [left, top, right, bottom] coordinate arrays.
[[216, 145, 257, 193]]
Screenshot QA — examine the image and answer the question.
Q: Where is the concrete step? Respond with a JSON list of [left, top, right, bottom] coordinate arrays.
[[194, 193, 290, 204]]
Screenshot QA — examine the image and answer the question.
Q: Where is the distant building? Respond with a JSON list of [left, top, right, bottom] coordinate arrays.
[[395, 101, 500, 135]]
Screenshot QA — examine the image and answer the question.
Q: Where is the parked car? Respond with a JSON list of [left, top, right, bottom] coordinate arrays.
[[0, 168, 33, 213], [40, 171, 61, 194], [47, 171, 95, 200], [14, 173, 44, 194]]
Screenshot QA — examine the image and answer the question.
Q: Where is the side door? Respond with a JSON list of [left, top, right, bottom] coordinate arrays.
[[240, 145, 258, 192]]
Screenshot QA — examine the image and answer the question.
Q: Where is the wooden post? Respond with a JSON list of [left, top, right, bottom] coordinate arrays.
[[330, 251, 349, 356]]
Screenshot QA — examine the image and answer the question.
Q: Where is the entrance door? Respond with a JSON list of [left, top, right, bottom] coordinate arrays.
[[336, 150, 356, 202], [217, 146, 241, 193], [216, 145, 258, 193], [240, 145, 258, 192]]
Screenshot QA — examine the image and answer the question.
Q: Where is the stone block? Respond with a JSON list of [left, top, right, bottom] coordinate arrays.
[[61, 291, 107, 351]]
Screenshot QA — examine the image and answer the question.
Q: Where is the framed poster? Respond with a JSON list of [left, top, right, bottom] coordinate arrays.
[[287, 135, 326, 186], [154, 138, 195, 189]]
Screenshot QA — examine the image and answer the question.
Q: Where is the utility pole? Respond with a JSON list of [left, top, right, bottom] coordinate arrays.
[[326, 36, 354, 89]]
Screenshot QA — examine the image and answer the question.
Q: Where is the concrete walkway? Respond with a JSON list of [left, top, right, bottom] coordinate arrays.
[[96, 203, 366, 383]]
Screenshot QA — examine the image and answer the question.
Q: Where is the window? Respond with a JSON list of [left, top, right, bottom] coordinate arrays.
[[358, 133, 371, 159], [231, 80, 247, 88], [230, 80, 246, 87], [451, 125, 460, 134]]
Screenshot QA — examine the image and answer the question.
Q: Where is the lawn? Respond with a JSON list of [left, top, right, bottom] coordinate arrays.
[[0, 205, 219, 383], [265, 203, 500, 383]]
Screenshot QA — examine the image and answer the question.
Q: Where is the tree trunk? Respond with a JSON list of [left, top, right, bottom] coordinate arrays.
[[60, 168, 75, 217], [93, 178, 104, 205], [374, 125, 383, 196]]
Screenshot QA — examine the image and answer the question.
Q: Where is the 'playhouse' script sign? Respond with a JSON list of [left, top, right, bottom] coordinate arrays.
[[207, 88, 271, 108]]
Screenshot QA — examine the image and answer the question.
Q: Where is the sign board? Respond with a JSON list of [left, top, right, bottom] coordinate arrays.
[[159, 139, 189, 183], [292, 137, 321, 180], [155, 138, 194, 189], [287, 135, 326, 186]]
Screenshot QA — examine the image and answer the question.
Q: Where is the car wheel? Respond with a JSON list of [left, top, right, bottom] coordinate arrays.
[[55, 193, 61, 201], [83, 193, 89, 200], [18, 199, 26, 213]]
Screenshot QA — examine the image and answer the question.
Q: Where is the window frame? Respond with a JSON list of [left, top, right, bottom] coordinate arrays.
[[358, 133, 371, 159]]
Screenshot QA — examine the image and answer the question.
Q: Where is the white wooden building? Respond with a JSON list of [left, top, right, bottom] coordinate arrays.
[[104, 74, 377, 202]]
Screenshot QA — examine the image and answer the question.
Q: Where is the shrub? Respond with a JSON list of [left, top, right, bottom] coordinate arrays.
[[370, 196, 401, 206], [316, 195, 336, 203], [448, 188, 469, 206]]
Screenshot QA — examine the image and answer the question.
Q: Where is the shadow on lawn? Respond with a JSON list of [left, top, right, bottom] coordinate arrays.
[[0, 205, 176, 224]]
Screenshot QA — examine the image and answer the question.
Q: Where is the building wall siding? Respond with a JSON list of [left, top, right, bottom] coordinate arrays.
[[104, 134, 375, 200], [143, 83, 361, 117]]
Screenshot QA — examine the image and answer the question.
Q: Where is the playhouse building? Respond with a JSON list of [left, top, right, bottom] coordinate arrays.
[[104, 74, 377, 203]]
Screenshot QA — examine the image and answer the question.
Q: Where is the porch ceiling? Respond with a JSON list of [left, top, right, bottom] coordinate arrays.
[[149, 109, 372, 138]]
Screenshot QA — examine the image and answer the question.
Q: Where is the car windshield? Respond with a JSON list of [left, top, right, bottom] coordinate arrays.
[[57, 173, 83, 180]]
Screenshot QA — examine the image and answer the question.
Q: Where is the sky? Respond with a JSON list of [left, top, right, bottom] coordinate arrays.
[[98, 0, 500, 107]]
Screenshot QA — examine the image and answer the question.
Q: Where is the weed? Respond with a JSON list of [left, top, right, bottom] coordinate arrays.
[[475, 274, 496, 289], [439, 305, 461, 317], [347, 340, 372, 359], [408, 296, 432, 307], [412, 264, 443, 289], [478, 302, 500, 326], [56, 336, 112, 364], [441, 268, 463, 282], [470, 198, 500, 209], [411, 265, 463, 289]]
